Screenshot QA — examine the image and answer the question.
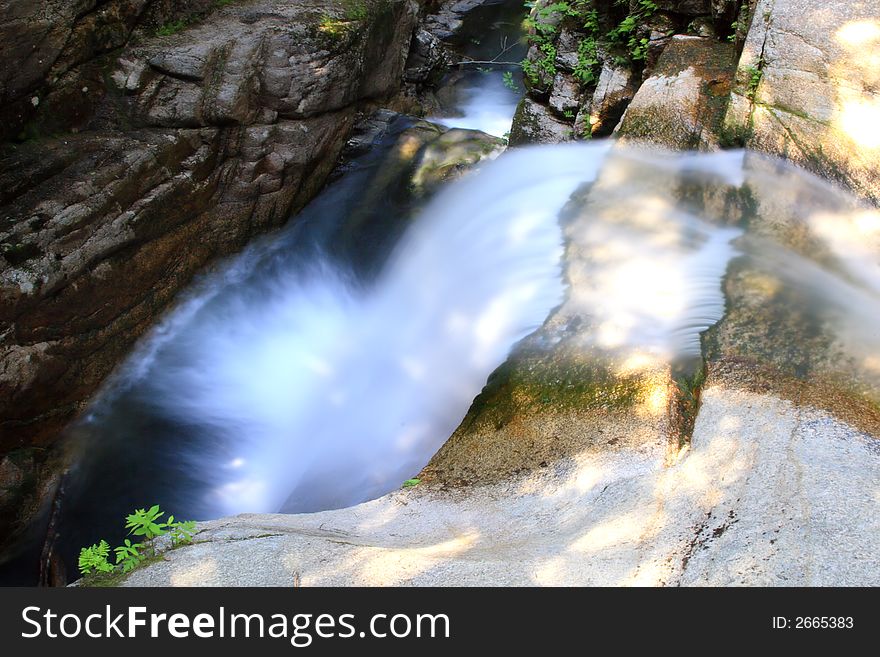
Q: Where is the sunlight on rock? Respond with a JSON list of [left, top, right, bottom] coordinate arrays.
[[810, 210, 880, 289], [355, 502, 405, 532], [573, 465, 602, 494], [615, 352, 664, 376], [532, 556, 565, 586], [618, 559, 674, 586], [397, 134, 424, 161], [669, 451, 713, 495], [836, 97, 880, 151], [345, 532, 481, 586], [646, 383, 669, 416], [169, 556, 218, 587], [836, 19, 880, 47], [569, 510, 657, 553], [719, 416, 744, 433]]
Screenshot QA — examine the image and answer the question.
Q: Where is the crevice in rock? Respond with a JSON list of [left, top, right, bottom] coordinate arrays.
[[668, 360, 707, 450]]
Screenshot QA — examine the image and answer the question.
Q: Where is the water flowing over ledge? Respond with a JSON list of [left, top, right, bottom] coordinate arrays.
[[60, 139, 880, 566]]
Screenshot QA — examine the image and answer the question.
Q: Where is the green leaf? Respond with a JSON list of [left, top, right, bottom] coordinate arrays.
[[402, 478, 421, 488]]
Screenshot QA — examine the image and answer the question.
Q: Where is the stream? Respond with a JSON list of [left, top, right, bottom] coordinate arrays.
[[429, 0, 527, 136]]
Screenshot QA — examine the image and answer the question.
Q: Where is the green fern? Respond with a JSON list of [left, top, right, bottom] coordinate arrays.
[[78, 540, 113, 576]]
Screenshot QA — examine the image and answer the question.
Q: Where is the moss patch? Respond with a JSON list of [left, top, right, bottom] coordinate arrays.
[[420, 342, 668, 488]]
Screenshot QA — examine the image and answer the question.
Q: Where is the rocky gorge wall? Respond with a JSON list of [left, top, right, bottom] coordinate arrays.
[[0, 0, 435, 569]]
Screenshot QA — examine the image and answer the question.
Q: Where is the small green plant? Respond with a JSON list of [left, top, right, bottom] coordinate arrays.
[[78, 505, 196, 580], [573, 36, 599, 85], [156, 19, 187, 37], [604, 0, 659, 64], [522, 41, 558, 87], [630, 36, 650, 61], [155, 1, 237, 36], [114, 539, 145, 573], [728, 20, 739, 42], [520, 1, 572, 87], [168, 517, 198, 547], [343, 0, 368, 21], [319, 0, 368, 36], [78, 540, 113, 575], [402, 478, 421, 488], [125, 504, 168, 540], [502, 71, 519, 92], [745, 61, 763, 100]]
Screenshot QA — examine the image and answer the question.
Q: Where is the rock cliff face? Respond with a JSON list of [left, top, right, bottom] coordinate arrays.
[[617, 35, 735, 149], [0, 0, 421, 565], [723, 0, 880, 204]]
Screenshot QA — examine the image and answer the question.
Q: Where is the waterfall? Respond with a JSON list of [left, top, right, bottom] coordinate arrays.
[[61, 142, 880, 560]]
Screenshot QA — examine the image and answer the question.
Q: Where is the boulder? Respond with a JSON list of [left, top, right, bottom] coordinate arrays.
[[583, 62, 640, 137], [548, 73, 581, 117], [509, 98, 574, 145], [617, 36, 736, 149], [643, 11, 679, 75], [422, 0, 485, 40], [554, 27, 583, 72], [404, 28, 452, 85]]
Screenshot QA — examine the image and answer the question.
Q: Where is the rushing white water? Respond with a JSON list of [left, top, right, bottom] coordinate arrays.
[[85, 143, 612, 516]]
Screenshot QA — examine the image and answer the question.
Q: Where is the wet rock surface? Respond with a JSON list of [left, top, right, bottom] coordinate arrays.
[[582, 62, 641, 137]]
